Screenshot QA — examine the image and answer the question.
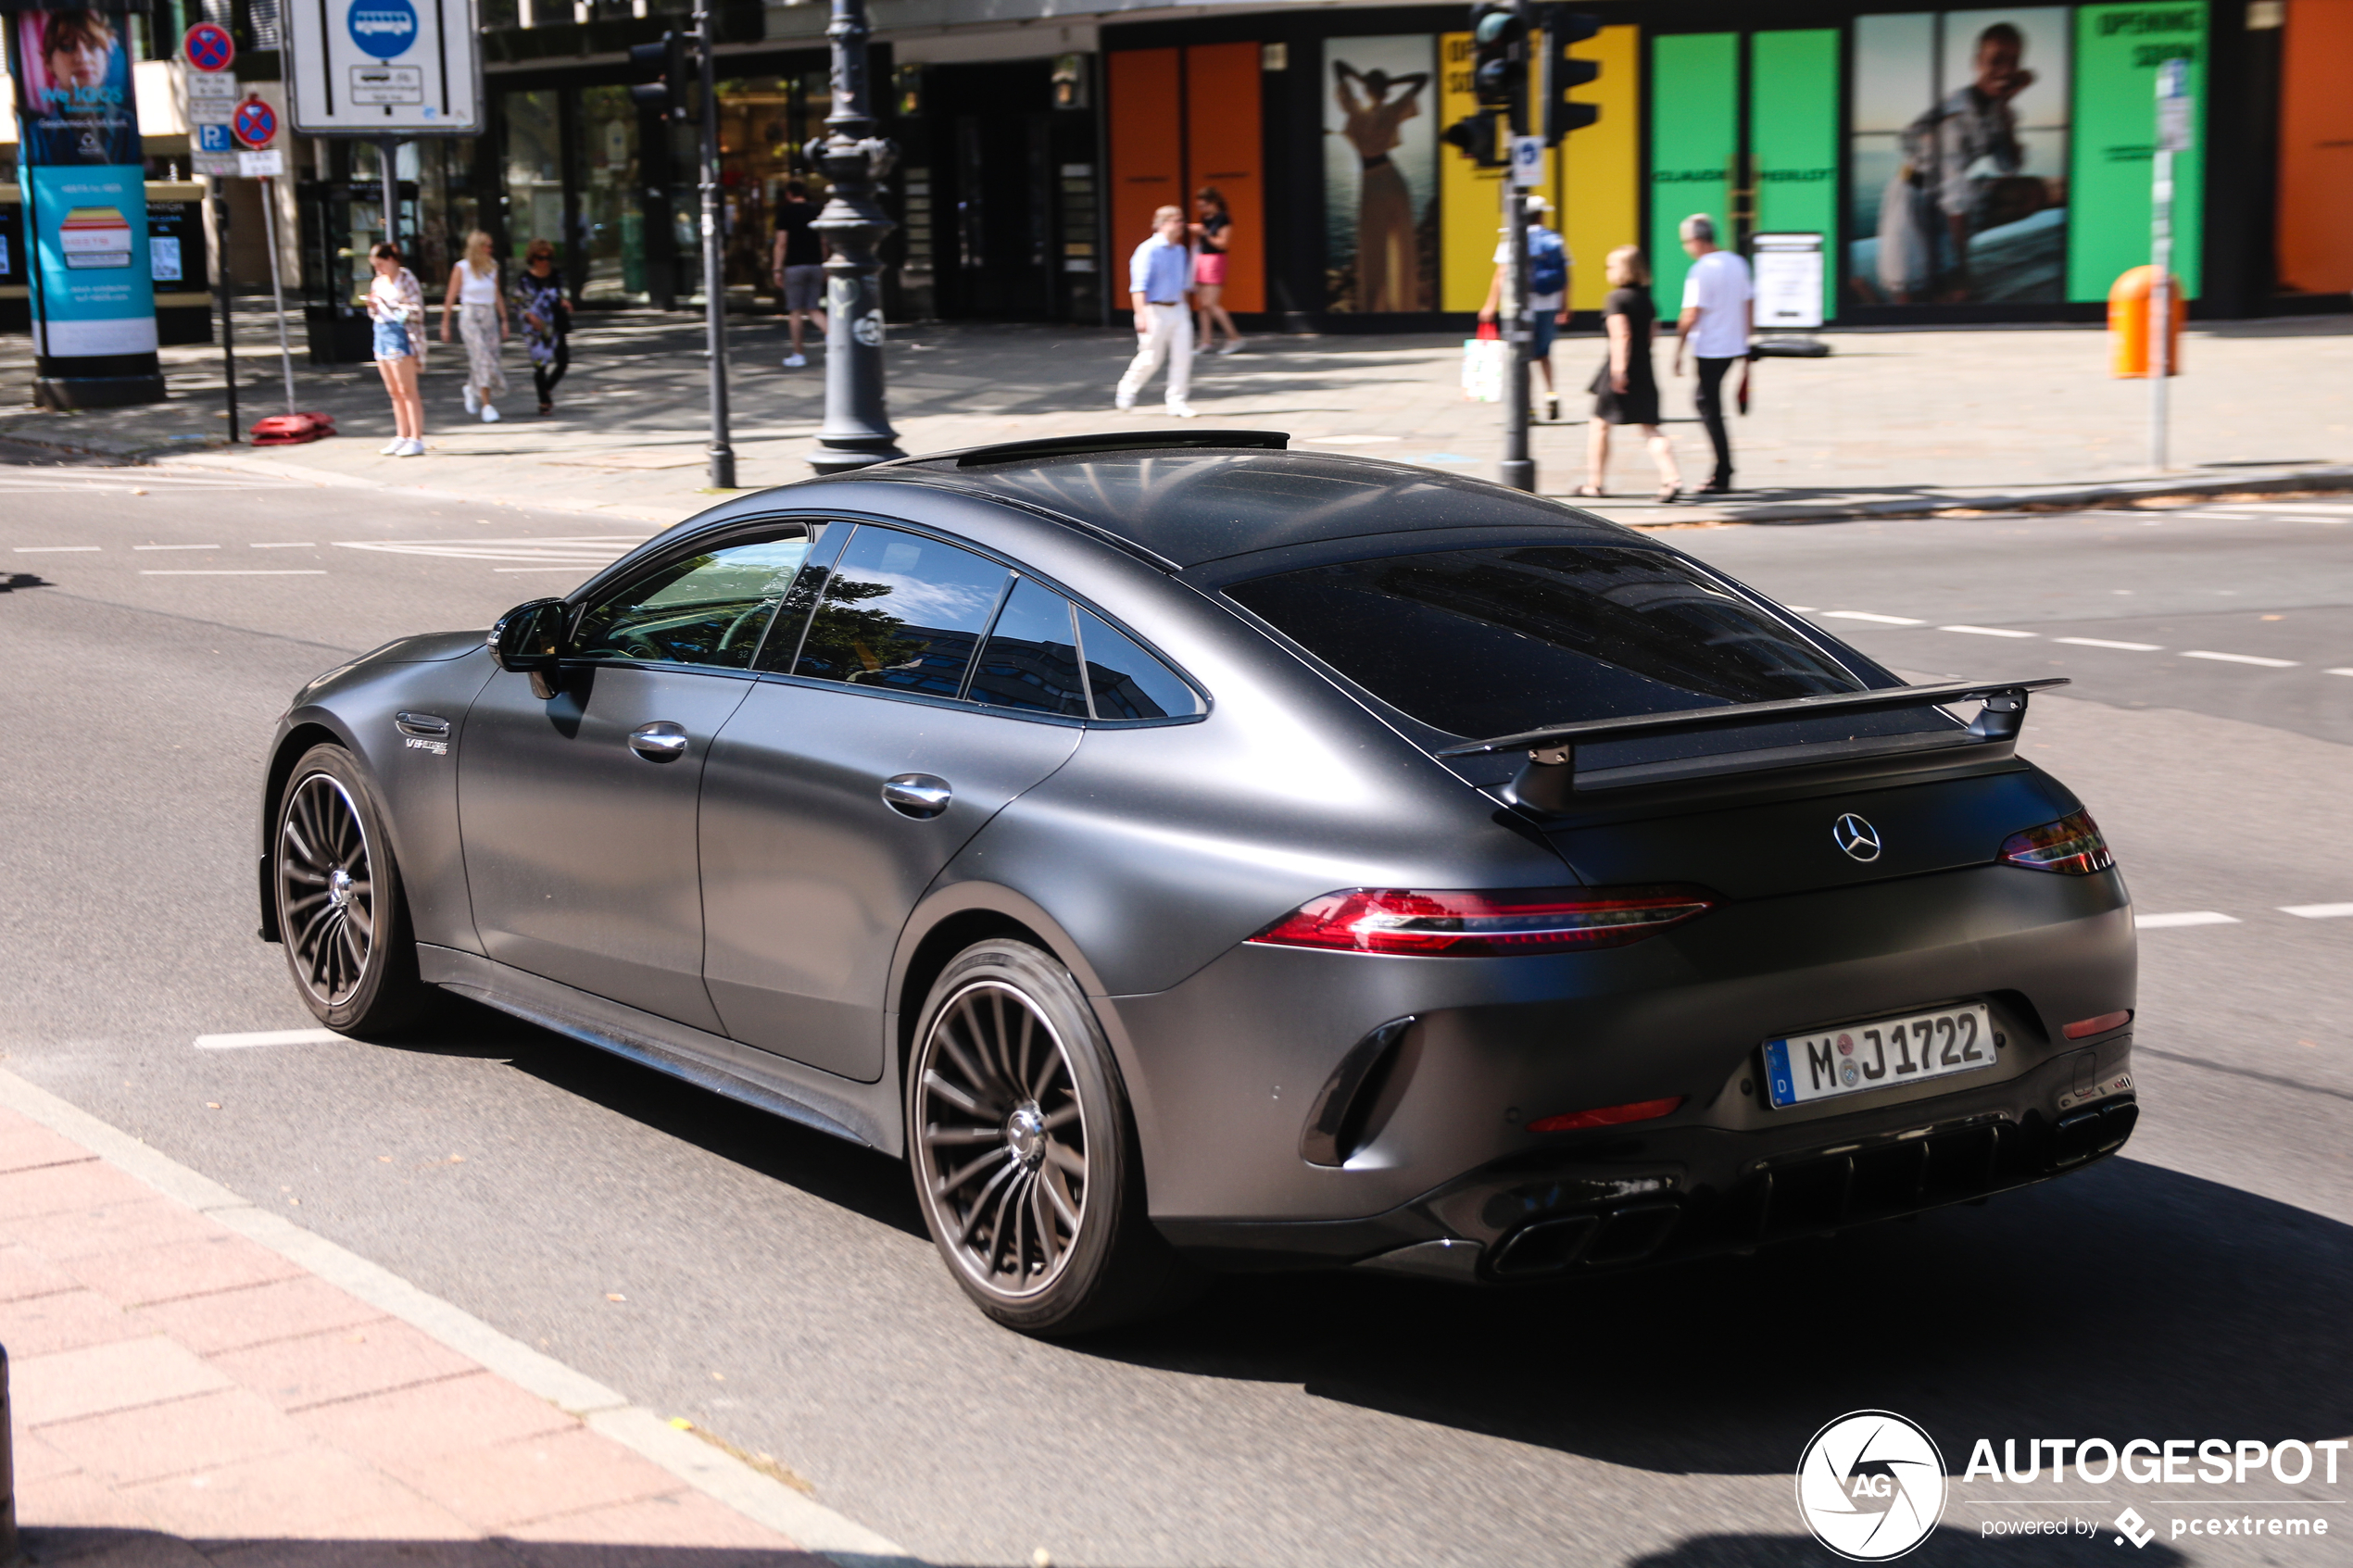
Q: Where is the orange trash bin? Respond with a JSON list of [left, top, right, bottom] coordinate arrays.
[[2108, 266, 2186, 378]]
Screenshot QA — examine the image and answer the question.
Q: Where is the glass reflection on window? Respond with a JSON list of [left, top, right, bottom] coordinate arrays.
[[791, 527, 1011, 696]]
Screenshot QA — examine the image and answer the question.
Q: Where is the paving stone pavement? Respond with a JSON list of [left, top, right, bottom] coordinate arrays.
[[2, 307, 2347, 529], [0, 1099, 833, 1566]]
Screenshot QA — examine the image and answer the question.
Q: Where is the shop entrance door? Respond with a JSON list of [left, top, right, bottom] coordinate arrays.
[[1647, 30, 1839, 323], [928, 59, 1098, 321]]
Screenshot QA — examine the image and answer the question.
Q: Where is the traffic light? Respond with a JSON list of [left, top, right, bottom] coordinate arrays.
[[1470, 2, 1528, 130], [1441, 108, 1506, 169], [629, 31, 693, 123], [1542, 9, 1603, 144]]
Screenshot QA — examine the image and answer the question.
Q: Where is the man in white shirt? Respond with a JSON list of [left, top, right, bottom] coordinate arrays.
[[1117, 206, 1198, 418], [1669, 213, 1753, 495]]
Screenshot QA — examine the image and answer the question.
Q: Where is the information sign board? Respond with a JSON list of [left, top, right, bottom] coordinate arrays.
[[283, 0, 484, 135]]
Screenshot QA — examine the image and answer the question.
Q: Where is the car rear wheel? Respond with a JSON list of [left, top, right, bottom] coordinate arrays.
[[273, 744, 433, 1037], [907, 938, 1196, 1336]]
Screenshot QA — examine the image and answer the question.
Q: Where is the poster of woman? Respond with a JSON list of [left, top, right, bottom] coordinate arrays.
[[11, 8, 140, 168], [1324, 37, 1437, 312], [1847, 8, 2070, 306]]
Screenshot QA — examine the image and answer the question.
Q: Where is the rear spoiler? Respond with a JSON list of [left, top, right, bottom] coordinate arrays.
[[1436, 678, 2070, 806]]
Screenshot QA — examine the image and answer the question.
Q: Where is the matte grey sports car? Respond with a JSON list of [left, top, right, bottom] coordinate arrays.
[[259, 432, 2137, 1334]]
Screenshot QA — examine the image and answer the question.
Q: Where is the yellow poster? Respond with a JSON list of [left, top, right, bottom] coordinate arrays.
[[1439, 25, 1641, 314]]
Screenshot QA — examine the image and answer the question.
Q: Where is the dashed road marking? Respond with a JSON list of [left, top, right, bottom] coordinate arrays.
[[195, 1027, 346, 1049], [1939, 624, 2036, 638], [333, 535, 650, 567], [13, 546, 99, 553], [2054, 636, 2163, 651], [132, 544, 220, 551], [2135, 911, 2241, 930], [2181, 649, 2299, 668], [2281, 904, 2353, 920], [2329, 668, 2353, 678], [1820, 610, 1926, 625], [140, 569, 329, 577], [251, 542, 317, 548]]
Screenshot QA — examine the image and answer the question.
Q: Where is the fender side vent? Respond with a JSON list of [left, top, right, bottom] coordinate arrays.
[[1300, 1016, 1417, 1167]]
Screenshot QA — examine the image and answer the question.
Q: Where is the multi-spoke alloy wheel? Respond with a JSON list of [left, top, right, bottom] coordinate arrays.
[[907, 939, 1197, 1335], [279, 771, 377, 1009], [913, 979, 1089, 1298], [271, 745, 430, 1035]]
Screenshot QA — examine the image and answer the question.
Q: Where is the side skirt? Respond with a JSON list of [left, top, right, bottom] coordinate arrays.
[[417, 946, 900, 1156]]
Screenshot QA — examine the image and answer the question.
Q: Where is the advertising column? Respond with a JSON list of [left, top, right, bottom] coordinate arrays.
[[4, 0, 164, 408]]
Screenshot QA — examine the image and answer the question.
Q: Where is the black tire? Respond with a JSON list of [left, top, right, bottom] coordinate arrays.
[[272, 744, 434, 1038], [906, 938, 1199, 1336]]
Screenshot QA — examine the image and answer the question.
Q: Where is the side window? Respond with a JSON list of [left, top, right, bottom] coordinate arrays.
[[789, 525, 1012, 697], [572, 532, 812, 670], [969, 578, 1088, 717], [1077, 608, 1202, 721]]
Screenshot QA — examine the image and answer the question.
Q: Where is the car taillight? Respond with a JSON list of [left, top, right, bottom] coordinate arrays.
[[1997, 810, 2114, 875], [1526, 1097, 1685, 1134], [1246, 885, 1716, 957]]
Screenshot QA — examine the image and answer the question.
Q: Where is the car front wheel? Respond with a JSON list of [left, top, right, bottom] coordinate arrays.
[[907, 938, 1195, 1335], [273, 744, 433, 1037]]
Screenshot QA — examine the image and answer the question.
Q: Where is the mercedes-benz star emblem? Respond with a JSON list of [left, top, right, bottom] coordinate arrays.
[[1833, 813, 1882, 862]]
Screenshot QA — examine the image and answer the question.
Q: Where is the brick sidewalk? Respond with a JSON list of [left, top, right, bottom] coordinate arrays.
[[0, 1103, 826, 1566]]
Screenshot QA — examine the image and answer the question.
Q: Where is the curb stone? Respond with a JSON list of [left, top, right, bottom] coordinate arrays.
[[0, 1062, 927, 1568]]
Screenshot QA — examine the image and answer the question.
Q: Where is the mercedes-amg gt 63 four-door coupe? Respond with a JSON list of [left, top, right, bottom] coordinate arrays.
[[259, 433, 2137, 1334]]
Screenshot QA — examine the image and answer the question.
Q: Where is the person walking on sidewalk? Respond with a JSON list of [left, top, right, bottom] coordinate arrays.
[[1190, 186, 1243, 356], [772, 181, 829, 369], [1478, 194, 1571, 421], [1116, 206, 1197, 419], [440, 231, 511, 423], [512, 238, 572, 416], [365, 243, 426, 457], [1578, 245, 1681, 503], [1669, 213, 1752, 495]]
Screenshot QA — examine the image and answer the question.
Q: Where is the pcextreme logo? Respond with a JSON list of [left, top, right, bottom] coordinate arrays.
[[1795, 1411, 1946, 1561]]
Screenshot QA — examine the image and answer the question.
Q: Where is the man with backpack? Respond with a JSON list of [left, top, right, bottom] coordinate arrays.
[[1478, 195, 1572, 421]]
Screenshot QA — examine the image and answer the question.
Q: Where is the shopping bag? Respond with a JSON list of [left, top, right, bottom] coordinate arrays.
[[1461, 321, 1506, 405], [250, 412, 337, 445]]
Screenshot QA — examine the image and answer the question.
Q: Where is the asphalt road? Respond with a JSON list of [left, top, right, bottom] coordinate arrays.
[[5, 470, 2350, 1567]]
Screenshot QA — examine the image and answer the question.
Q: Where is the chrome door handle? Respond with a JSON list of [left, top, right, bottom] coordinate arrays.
[[628, 721, 690, 762], [881, 773, 951, 819]]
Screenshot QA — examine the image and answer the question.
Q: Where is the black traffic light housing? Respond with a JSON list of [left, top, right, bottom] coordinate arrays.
[[630, 31, 694, 123], [1542, 8, 1603, 144], [1441, 108, 1507, 169], [1470, 2, 1529, 131]]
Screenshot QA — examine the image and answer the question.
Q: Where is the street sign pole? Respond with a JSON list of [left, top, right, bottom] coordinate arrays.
[[258, 176, 296, 416], [2149, 58, 2190, 472], [693, 0, 736, 489], [380, 137, 401, 257], [183, 25, 242, 441], [1501, 169, 1534, 493], [213, 180, 238, 441]]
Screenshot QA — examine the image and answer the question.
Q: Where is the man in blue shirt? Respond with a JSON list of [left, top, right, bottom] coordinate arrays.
[[1116, 206, 1197, 418]]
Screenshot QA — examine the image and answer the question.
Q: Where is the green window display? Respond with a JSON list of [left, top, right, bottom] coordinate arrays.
[[2067, 2, 2207, 301]]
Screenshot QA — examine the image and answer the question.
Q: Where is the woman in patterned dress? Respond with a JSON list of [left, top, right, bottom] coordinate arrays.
[[439, 230, 510, 422], [510, 239, 572, 416]]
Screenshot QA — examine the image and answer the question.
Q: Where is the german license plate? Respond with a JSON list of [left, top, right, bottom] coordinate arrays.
[[1762, 1003, 1995, 1110]]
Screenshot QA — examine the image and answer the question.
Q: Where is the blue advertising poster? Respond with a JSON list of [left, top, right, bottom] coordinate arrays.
[[8, 6, 157, 358]]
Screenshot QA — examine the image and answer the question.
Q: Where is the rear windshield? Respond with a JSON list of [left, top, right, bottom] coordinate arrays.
[[1226, 544, 1882, 740]]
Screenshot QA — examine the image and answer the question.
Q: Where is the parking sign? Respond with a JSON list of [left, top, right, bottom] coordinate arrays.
[[283, 0, 483, 135]]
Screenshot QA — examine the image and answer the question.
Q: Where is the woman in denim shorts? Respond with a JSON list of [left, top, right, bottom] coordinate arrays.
[[367, 244, 427, 456]]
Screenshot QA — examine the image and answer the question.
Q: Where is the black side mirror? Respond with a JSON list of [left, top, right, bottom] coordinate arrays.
[[488, 599, 567, 692]]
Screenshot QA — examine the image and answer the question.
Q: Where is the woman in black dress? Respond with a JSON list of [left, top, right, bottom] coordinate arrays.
[[1579, 246, 1683, 504]]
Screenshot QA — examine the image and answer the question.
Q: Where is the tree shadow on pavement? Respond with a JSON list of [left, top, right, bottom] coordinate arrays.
[[1087, 1155, 2353, 1481]]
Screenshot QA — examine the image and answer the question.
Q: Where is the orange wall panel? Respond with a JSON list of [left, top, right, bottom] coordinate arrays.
[[2277, 0, 2353, 295], [1108, 48, 1184, 307], [1184, 42, 1265, 313]]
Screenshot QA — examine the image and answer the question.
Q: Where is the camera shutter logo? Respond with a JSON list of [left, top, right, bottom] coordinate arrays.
[[348, 0, 418, 60], [1795, 1410, 1946, 1561]]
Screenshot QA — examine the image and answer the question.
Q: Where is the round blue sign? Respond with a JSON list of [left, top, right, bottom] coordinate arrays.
[[347, 0, 418, 60], [183, 22, 235, 72]]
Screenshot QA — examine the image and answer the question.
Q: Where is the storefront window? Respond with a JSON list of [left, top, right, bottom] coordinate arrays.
[[717, 73, 833, 297], [579, 85, 646, 303], [503, 89, 565, 273]]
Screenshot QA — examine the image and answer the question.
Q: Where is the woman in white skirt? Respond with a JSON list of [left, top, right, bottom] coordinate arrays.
[[439, 231, 510, 422]]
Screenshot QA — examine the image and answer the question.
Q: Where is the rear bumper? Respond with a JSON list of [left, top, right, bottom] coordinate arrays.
[[1156, 1035, 2136, 1279]]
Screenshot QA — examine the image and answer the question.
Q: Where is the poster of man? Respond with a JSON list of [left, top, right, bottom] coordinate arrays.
[[10, 9, 139, 167], [1323, 37, 1438, 313], [1847, 8, 2070, 305]]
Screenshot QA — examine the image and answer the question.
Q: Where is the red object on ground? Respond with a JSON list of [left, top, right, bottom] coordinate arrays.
[[250, 412, 335, 445]]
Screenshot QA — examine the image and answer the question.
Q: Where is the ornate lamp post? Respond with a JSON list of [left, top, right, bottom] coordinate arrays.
[[808, 0, 906, 473]]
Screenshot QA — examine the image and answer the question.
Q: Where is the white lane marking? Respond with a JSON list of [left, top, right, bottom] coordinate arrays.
[[2280, 903, 2353, 920], [250, 542, 317, 548], [1939, 625, 2037, 638], [2135, 911, 2241, 929], [494, 566, 590, 573], [2181, 649, 2299, 668], [140, 569, 329, 576], [1820, 610, 1926, 625], [1783, 605, 1815, 612], [2055, 636, 2162, 651], [333, 535, 651, 565], [2328, 668, 2353, 678], [13, 546, 99, 553], [195, 1027, 346, 1049], [133, 544, 220, 551]]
